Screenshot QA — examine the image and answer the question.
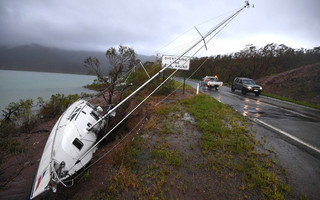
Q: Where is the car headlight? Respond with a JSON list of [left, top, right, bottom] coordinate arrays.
[[260, 87, 263, 90], [247, 86, 252, 90]]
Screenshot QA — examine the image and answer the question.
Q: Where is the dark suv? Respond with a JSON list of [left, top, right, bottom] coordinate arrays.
[[231, 77, 262, 96]]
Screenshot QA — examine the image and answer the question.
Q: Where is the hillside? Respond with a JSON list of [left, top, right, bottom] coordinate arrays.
[[178, 44, 320, 84], [0, 44, 156, 74], [256, 63, 320, 106]]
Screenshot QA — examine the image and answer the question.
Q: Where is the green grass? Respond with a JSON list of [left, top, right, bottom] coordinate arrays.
[[181, 94, 290, 199], [173, 80, 195, 91], [151, 142, 182, 167], [262, 92, 320, 110], [92, 94, 291, 199]]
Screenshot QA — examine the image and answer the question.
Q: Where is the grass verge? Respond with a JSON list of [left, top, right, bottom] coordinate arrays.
[[92, 94, 290, 199], [262, 92, 320, 110]]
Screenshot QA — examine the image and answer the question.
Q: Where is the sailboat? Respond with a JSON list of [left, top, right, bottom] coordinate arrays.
[[30, 99, 106, 198], [30, 1, 251, 199]]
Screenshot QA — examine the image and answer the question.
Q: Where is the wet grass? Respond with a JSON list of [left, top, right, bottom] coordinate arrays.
[[182, 94, 290, 199], [173, 80, 195, 91], [151, 142, 182, 167], [92, 94, 290, 199]]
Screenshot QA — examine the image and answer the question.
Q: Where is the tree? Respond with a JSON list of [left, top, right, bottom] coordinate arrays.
[[84, 45, 138, 105], [1, 99, 36, 134]]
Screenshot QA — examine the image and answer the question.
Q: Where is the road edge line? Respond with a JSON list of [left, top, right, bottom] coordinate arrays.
[[255, 119, 320, 158]]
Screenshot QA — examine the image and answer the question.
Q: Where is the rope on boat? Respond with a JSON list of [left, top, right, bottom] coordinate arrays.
[[73, 116, 146, 181]]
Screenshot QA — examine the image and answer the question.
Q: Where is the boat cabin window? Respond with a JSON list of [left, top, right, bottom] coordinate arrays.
[[70, 113, 77, 121], [70, 107, 82, 121], [72, 138, 84, 150]]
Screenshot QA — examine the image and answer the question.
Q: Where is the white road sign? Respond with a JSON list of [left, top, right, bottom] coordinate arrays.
[[161, 55, 190, 70]]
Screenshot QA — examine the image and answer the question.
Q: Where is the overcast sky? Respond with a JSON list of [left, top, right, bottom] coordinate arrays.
[[0, 0, 319, 56]]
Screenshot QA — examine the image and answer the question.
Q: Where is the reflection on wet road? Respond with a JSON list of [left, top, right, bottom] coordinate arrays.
[[182, 78, 320, 157], [176, 78, 320, 197]]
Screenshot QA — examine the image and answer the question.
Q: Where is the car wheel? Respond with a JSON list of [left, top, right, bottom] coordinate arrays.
[[231, 86, 235, 92], [241, 88, 247, 95]]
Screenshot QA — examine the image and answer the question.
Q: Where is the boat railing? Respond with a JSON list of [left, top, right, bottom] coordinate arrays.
[[51, 161, 74, 191]]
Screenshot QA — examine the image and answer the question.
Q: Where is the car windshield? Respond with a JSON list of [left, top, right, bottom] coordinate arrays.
[[209, 78, 218, 81], [242, 79, 256, 85]]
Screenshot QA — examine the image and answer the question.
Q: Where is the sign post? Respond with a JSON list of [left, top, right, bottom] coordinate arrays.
[[183, 77, 186, 94]]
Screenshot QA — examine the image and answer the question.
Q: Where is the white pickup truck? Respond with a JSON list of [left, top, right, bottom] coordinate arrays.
[[200, 76, 223, 90]]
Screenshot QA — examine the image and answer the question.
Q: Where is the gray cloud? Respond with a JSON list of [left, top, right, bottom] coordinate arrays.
[[0, 0, 319, 55]]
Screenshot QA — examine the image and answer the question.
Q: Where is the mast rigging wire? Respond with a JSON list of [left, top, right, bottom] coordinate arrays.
[[157, 7, 239, 55], [70, 2, 250, 171]]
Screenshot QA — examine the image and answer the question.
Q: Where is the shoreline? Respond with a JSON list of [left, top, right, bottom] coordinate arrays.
[[0, 70, 97, 111], [0, 68, 96, 77]]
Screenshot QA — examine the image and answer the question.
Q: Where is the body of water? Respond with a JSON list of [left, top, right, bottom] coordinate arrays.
[[0, 70, 97, 110]]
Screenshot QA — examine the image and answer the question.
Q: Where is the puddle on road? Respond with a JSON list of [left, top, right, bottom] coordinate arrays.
[[231, 97, 264, 118], [230, 97, 305, 121], [233, 103, 313, 122], [201, 88, 315, 122], [242, 105, 264, 118], [260, 107, 314, 121]]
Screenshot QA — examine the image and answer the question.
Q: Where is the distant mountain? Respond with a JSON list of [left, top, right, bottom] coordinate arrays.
[[0, 44, 156, 74]]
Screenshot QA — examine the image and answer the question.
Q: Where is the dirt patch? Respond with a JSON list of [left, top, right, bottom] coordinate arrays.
[[0, 89, 194, 199], [85, 94, 291, 200], [0, 89, 292, 200], [0, 119, 56, 199]]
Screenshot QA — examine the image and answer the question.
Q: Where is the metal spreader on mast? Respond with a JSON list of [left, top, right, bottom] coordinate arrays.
[[76, 1, 251, 165]]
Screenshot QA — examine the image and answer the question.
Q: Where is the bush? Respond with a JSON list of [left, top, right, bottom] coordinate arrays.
[[84, 79, 108, 91], [1, 99, 36, 133], [0, 99, 35, 157], [126, 63, 176, 96], [38, 93, 80, 119], [0, 93, 81, 160]]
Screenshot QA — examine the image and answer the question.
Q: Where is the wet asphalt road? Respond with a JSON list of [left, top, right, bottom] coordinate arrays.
[[179, 78, 320, 157], [176, 77, 320, 198]]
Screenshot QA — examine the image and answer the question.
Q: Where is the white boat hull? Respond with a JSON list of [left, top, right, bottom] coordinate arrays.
[[30, 99, 103, 199]]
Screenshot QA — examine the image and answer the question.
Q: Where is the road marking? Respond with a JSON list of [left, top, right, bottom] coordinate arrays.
[[255, 119, 320, 154], [182, 80, 320, 155]]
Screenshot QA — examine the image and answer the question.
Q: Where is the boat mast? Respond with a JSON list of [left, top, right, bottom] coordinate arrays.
[[88, 1, 250, 131], [78, 1, 251, 164]]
